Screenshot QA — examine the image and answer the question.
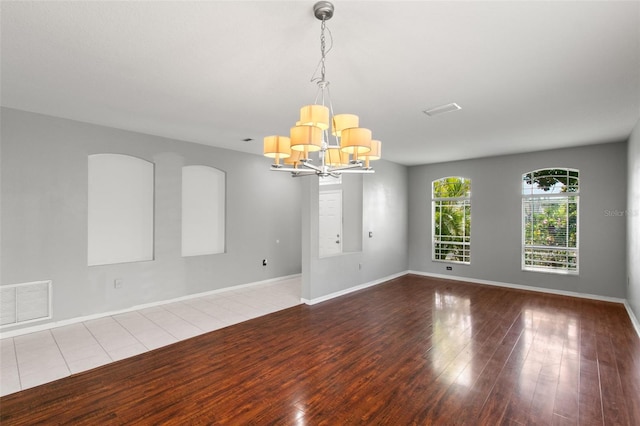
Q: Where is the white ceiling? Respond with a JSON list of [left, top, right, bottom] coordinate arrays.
[[2, 1, 639, 166]]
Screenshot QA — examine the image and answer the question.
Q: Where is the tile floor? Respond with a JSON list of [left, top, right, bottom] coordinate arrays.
[[0, 277, 301, 397]]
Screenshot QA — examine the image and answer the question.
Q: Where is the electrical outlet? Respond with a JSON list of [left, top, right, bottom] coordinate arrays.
[[446, 266, 452, 271], [263, 259, 267, 266], [114, 279, 123, 289]]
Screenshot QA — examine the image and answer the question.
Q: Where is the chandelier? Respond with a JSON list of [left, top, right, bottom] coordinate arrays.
[[263, 1, 381, 178]]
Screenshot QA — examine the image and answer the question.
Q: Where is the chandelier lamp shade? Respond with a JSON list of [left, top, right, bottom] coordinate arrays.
[[299, 105, 330, 130], [263, 1, 382, 178], [290, 124, 323, 153], [332, 114, 359, 137], [263, 135, 291, 166]]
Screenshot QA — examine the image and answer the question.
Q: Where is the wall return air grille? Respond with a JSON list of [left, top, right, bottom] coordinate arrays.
[[0, 280, 52, 328]]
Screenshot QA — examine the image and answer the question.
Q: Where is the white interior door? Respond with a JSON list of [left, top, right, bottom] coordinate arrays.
[[319, 190, 343, 257]]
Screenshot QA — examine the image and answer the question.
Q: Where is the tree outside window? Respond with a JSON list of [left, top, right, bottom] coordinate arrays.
[[432, 177, 471, 264], [522, 168, 579, 273]]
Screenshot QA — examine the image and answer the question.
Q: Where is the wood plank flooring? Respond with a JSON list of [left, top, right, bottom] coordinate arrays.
[[1, 274, 639, 425]]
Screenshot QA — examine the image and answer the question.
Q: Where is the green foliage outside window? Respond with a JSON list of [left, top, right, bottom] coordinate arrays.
[[433, 177, 471, 263], [522, 169, 579, 272], [523, 169, 579, 193]]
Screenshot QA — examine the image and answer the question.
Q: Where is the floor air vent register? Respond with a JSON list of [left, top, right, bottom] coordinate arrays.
[[0, 280, 52, 328]]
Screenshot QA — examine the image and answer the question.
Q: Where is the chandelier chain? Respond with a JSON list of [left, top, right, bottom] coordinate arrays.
[[311, 21, 332, 87], [320, 18, 326, 83]]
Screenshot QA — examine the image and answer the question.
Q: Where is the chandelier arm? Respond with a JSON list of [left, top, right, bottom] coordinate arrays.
[[334, 169, 376, 174], [329, 163, 364, 172], [301, 161, 323, 173], [269, 167, 315, 175]]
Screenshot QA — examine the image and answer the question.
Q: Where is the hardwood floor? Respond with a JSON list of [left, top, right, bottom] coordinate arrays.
[[1, 274, 639, 425]]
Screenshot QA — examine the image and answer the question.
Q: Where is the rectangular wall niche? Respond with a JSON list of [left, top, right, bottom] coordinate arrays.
[[88, 154, 155, 266], [182, 165, 226, 257]]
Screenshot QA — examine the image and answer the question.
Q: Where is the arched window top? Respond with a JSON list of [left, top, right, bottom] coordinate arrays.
[[522, 168, 579, 195], [183, 164, 225, 176], [432, 176, 471, 199]]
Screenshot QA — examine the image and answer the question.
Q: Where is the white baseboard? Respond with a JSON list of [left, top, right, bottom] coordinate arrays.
[[301, 271, 408, 305], [409, 270, 640, 339], [0, 274, 302, 339], [5, 271, 638, 341], [624, 301, 640, 339], [409, 270, 627, 303]]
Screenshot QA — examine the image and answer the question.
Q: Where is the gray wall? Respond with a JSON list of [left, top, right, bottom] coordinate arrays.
[[2, 105, 635, 329], [628, 119, 640, 320], [302, 159, 409, 301], [408, 142, 628, 299], [1, 108, 302, 330]]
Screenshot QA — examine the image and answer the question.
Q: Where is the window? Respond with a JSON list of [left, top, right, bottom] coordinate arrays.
[[522, 168, 579, 273], [432, 177, 471, 264], [88, 154, 154, 266], [182, 165, 226, 257]]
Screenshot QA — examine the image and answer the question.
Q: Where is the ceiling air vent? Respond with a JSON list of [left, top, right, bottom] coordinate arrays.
[[423, 103, 461, 117]]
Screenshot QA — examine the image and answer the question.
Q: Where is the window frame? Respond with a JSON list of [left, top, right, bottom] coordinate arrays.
[[431, 176, 471, 265], [521, 168, 579, 274]]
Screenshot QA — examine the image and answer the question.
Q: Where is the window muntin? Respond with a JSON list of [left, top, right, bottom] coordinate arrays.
[[432, 177, 471, 264], [522, 168, 579, 273]]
